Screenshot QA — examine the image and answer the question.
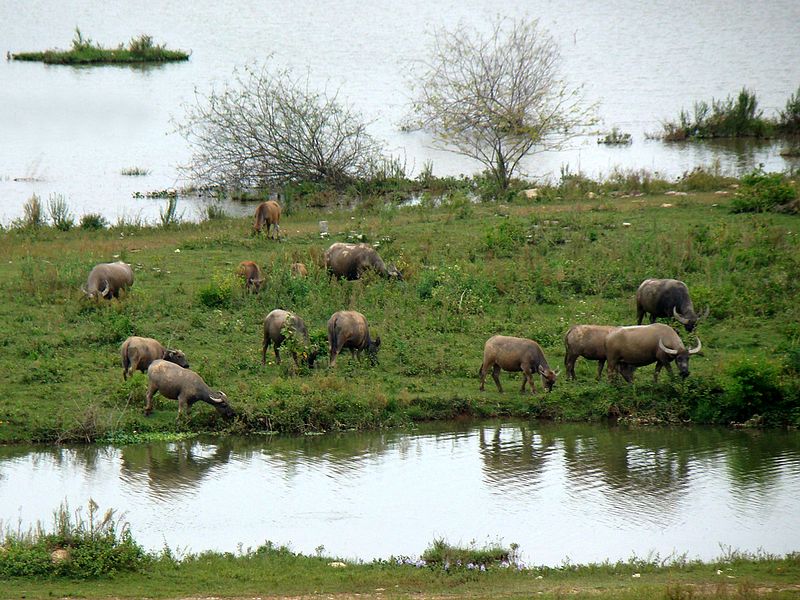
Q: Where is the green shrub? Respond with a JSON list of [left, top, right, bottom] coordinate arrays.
[[719, 359, 784, 424], [19, 194, 45, 229], [730, 168, 797, 213], [779, 85, 800, 133], [47, 194, 75, 231], [198, 271, 237, 308], [80, 213, 108, 230], [0, 500, 149, 578], [484, 220, 526, 257]]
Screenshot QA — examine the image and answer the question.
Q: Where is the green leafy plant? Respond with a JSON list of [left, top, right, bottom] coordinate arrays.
[[730, 168, 797, 213]]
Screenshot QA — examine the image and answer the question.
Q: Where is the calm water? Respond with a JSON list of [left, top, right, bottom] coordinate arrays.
[[1, 421, 799, 565], [2, 1, 800, 224]]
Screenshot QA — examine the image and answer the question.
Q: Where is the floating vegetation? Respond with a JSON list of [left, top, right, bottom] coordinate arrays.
[[11, 28, 189, 65], [121, 167, 150, 176], [597, 127, 632, 145]]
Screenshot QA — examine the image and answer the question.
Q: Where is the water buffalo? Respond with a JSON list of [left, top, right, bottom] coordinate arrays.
[[237, 260, 264, 293], [636, 278, 708, 332], [605, 323, 702, 383], [324, 242, 402, 281], [262, 309, 318, 368], [145, 359, 234, 419], [327, 310, 380, 367], [564, 325, 619, 380], [479, 335, 557, 394], [82, 261, 133, 300], [120, 336, 189, 380], [290, 262, 308, 278], [253, 200, 281, 238]]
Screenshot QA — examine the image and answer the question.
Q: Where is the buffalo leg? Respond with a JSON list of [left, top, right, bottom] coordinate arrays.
[[596, 359, 606, 381], [565, 353, 576, 380], [620, 363, 634, 384], [636, 305, 645, 325], [275, 344, 282, 365], [491, 364, 503, 393], [479, 362, 488, 391], [145, 382, 158, 415], [262, 337, 270, 365]]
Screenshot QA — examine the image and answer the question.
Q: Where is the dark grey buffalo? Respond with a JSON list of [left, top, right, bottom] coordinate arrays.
[[324, 242, 402, 281], [636, 278, 708, 332], [262, 309, 318, 368], [120, 336, 189, 380], [563, 325, 618, 380], [479, 335, 557, 394], [605, 323, 702, 383], [327, 310, 380, 367], [145, 359, 234, 418], [82, 261, 134, 300]]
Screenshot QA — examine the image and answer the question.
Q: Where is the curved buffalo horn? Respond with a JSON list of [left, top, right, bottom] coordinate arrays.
[[672, 307, 691, 325], [538, 365, 546, 375], [700, 306, 710, 320], [688, 338, 702, 355], [658, 338, 679, 356], [210, 394, 225, 404], [100, 282, 111, 297]]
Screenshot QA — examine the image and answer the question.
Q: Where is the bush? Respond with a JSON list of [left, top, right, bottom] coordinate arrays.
[[198, 271, 238, 308], [80, 213, 108, 230], [18, 194, 45, 229], [484, 220, 527, 257], [709, 359, 786, 425], [730, 168, 797, 213], [47, 194, 75, 231], [779, 85, 800, 134], [0, 500, 149, 578]]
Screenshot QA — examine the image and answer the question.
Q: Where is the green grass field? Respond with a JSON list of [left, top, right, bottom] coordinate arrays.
[[1, 188, 798, 444]]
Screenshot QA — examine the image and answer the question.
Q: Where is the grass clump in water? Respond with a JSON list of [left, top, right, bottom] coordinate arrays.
[[11, 28, 189, 65]]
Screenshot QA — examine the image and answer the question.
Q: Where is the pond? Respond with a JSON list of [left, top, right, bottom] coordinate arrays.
[[1, 420, 798, 565], [1, 0, 800, 224]]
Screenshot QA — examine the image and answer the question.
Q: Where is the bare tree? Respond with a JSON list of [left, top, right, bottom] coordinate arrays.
[[178, 64, 386, 190], [407, 18, 595, 193]]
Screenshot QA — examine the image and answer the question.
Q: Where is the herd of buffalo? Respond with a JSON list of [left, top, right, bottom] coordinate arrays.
[[82, 201, 706, 419]]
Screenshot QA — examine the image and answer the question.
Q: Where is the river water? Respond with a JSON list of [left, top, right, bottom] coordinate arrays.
[[1, 421, 798, 565], [2, 1, 800, 224]]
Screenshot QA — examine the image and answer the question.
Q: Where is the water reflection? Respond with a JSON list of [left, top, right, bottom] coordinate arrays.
[[1, 421, 799, 563]]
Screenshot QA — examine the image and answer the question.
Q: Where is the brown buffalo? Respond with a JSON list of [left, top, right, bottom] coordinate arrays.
[[327, 310, 380, 367], [237, 260, 264, 293], [290, 262, 308, 278], [145, 359, 234, 418], [324, 242, 402, 281], [82, 261, 134, 300], [262, 309, 318, 368], [120, 336, 189, 380], [636, 278, 708, 332], [605, 323, 702, 383], [479, 335, 557, 394], [253, 200, 281, 238], [563, 325, 619, 380]]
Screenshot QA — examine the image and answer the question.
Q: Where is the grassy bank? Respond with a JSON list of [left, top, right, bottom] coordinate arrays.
[[11, 29, 189, 65], [1, 178, 799, 444], [1, 503, 798, 599]]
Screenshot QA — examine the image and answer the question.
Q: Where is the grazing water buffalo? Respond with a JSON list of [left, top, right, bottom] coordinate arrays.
[[479, 335, 558, 394], [327, 310, 380, 367], [290, 262, 308, 278], [636, 278, 708, 332], [120, 336, 189, 380], [262, 309, 318, 368], [564, 325, 619, 380], [82, 261, 133, 300], [237, 260, 264, 293], [253, 200, 281, 238], [145, 359, 234, 418], [324, 243, 402, 281], [605, 323, 702, 383]]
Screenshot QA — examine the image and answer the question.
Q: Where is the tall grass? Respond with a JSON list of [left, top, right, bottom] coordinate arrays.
[[19, 194, 45, 229], [159, 196, 182, 227], [47, 194, 75, 231], [661, 88, 774, 140], [0, 500, 148, 578]]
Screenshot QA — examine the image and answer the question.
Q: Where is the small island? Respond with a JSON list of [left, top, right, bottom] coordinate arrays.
[[10, 28, 189, 65]]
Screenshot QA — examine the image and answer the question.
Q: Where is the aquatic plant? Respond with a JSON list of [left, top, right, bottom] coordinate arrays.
[[597, 127, 632, 145], [121, 167, 150, 176], [11, 27, 189, 65]]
